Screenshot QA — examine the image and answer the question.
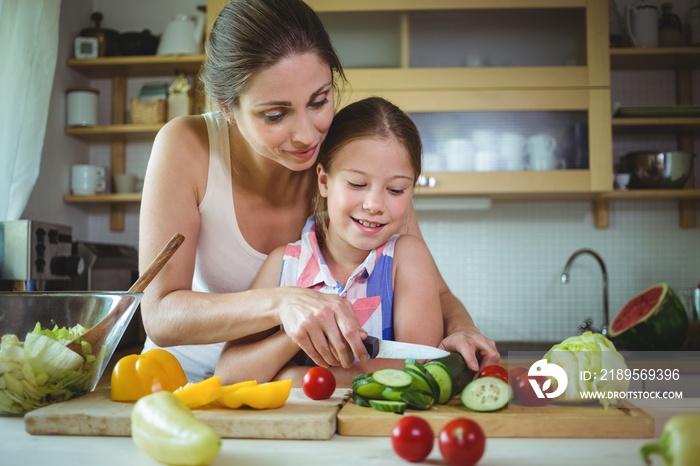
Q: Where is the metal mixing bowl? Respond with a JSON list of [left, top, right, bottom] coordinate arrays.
[[0, 292, 142, 415], [623, 151, 696, 189]]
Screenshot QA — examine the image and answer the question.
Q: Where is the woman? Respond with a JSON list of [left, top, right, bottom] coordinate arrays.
[[139, 0, 498, 382]]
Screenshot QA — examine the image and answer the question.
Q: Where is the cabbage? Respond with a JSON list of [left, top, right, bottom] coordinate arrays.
[[0, 324, 95, 415], [544, 331, 629, 409]]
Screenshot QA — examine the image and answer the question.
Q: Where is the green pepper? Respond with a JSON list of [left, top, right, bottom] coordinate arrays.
[[132, 391, 221, 466], [641, 414, 700, 466]]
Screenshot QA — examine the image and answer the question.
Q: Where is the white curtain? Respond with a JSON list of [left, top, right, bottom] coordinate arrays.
[[0, 0, 61, 221]]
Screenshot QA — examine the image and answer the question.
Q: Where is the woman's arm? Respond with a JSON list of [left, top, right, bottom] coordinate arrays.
[[139, 118, 367, 367], [404, 206, 500, 370]]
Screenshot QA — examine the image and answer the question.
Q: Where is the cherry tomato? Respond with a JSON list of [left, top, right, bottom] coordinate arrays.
[[513, 373, 550, 407], [438, 418, 486, 466], [475, 365, 508, 383], [302, 367, 336, 400], [391, 415, 434, 463], [508, 366, 528, 393]]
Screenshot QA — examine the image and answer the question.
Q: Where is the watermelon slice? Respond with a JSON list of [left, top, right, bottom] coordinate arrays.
[[609, 283, 688, 351]]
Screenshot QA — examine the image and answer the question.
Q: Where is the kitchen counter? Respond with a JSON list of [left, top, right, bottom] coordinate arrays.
[[4, 400, 698, 466]]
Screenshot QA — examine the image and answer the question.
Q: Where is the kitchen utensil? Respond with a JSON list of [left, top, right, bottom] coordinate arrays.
[[118, 29, 160, 56], [66, 88, 99, 126], [623, 151, 695, 189], [112, 173, 137, 193], [0, 291, 142, 414], [157, 12, 205, 55], [337, 395, 654, 438], [658, 2, 684, 47], [25, 387, 351, 439], [626, 2, 659, 48], [362, 335, 449, 360], [527, 134, 564, 170], [79, 12, 120, 57], [71, 165, 106, 195], [65, 233, 185, 357]]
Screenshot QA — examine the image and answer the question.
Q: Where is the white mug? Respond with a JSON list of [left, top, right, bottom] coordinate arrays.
[[499, 132, 526, 171], [626, 3, 659, 48], [113, 173, 137, 193], [443, 138, 474, 171], [71, 165, 106, 195], [527, 134, 564, 171]]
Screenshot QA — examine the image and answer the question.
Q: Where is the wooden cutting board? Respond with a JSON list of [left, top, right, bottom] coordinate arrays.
[[338, 397, 655, 438], [25, 387, 351, 440]]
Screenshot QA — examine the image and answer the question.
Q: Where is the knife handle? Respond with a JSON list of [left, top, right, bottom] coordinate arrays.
[[363, 335, 380, 359]]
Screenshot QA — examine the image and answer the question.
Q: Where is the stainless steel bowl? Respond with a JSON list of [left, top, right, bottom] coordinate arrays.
[[623, 151, 695, 189], [0, 292, 142, 415]]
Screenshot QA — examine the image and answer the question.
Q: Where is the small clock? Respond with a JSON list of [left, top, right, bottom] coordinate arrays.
[[74, 36, 99, 59]]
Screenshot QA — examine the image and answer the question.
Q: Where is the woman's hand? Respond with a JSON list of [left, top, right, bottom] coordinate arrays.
[[276, 287, 368, 368], [439, 326, 500, 372]]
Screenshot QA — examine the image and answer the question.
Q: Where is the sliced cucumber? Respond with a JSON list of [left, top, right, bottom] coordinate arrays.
[[461, 376, 512, 412], [381, 386, 405, 401], [405, 359, 440, 400], [352, 392, 372, 408], [424, 362, 452, 404], [401, 390, 435, 410], [352, 376, 386, 400], [372, 368, 412, 389], [368, 399, 407, 414]]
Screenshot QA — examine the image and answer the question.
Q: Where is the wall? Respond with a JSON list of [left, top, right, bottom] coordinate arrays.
[[22, 0, 700, 344]]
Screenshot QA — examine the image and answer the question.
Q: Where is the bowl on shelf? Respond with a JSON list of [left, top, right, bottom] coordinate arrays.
[[623, 151, 696, 189], [0, 292, 142, 415]]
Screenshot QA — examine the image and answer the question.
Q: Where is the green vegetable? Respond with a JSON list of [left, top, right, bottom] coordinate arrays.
[[424, 353, 474, 404], [641, 414, 700, 466], [544, 331, 628, 408], [461, 376, 512, 412], [132, 391, 221, 465], [368, 399, 407, 414], [0, 323, 95, 414]]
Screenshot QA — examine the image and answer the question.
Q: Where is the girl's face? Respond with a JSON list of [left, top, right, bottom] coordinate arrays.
[[232, 53, 335, 172], [318, 137, 415, 255]]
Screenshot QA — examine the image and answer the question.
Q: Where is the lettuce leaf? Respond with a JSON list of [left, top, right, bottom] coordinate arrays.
[[0, 324, 95, 415]]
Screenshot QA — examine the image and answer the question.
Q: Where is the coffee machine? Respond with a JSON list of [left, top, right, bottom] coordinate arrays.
[[0, 220, 83, 291]]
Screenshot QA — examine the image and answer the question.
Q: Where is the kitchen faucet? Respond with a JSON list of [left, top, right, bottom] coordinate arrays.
[[560, 248, 609, 337]]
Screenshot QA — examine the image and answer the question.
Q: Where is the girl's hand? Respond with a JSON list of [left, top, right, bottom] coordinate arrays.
[[276, 288, 368, 368], [438, 327, 500, 372]]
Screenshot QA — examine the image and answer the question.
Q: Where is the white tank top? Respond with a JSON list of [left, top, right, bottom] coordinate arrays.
[[142, 112, 267, 382]]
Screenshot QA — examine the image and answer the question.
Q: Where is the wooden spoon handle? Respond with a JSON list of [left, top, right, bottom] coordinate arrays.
[[129, 233, 185, 293]]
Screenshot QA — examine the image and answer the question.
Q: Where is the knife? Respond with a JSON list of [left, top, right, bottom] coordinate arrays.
[[362, 335, 449, 360]]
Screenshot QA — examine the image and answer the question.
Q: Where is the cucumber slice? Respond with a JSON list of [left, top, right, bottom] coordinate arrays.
[[405, 368, 432, 394], [352, 392, 372, 408], [381, 386, 405, 401], [461, 376, 512, 412], [372, 368, 412, 389], [424, 362, 452, 404], [405, 359, 440, 400], [368, 399, 407, 414], [352, 376, 386, 400], [401, 390, 435, 410]]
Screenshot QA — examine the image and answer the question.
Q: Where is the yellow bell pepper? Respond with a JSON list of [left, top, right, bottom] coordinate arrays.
[[215, 379, 258, 408], [111, 349, 188, 402], [216, 379, 292, 409], [174, 376, 223, 408]]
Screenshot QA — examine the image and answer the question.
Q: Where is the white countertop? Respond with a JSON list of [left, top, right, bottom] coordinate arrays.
[[2, 414, 658, 466]]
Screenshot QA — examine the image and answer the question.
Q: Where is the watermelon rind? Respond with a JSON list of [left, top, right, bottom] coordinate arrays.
[[609, 283, 688, 351]]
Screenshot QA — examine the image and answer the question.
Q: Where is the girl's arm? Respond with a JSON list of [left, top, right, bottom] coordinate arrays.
[[404, 206, 500, 370]]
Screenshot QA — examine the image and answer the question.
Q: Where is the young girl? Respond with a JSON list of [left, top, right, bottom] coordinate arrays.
[[216, 97, 444, 387]]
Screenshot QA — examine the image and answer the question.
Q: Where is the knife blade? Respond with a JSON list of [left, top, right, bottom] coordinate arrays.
[[362, 335, 449, 360]]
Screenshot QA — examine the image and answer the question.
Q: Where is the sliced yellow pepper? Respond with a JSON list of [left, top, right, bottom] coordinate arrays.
[[111, 349, 188, 402], [217, 379, 292, 410], [174, 376, 223, 408], [215, 379, 258, 408]]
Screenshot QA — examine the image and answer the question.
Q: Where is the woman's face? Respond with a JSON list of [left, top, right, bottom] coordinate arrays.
[[318, 137, 415, 255], [232, 53, 335, 172]]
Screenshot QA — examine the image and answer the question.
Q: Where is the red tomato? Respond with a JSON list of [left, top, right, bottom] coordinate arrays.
[[508, 367, 528, 393], [513, 373, 550, 407], [475, 365, 508, 383], [391, 416, 434, 462], [438, 418, 486, 466], [302, 367, 336, 400]]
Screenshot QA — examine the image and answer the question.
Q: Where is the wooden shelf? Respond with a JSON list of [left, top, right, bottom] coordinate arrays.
[[307, 0, 589, 13], [66, 54, 205, 79], [65, 124, 163, 142], [612, 117, 700, 133], [610, 47, 700, 70], [64, 193, 142, 203]]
